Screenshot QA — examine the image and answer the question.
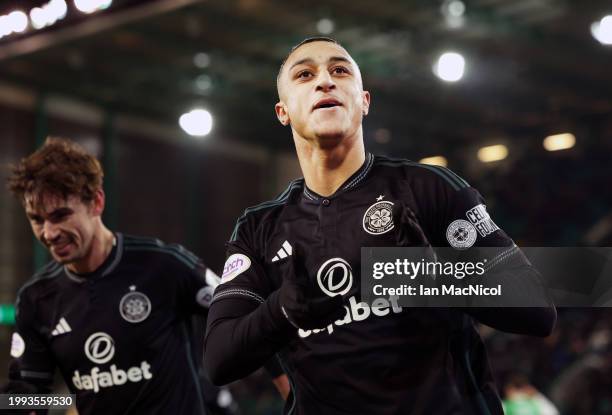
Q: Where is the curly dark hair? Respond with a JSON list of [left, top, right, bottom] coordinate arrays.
[[7, 137, 104, 207]]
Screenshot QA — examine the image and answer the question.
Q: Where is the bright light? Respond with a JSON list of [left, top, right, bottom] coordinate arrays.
[[30, 0, 68, 30], [0, 11, 28, 38], [317, 18, 335, 35], [543, 133, 576, 151], [8, 11, 28, 33], [442, 0, 465, 17], [477, 144, 508, 163], [74, 0, 113, 14], [434, 52, 466, 82], [448, 0, 465, 17], [179, 109, 213, 137], [419, 156, 448, 167], [193, 52, 211, 69], [195, 75, 213, 93], [591, 15, 612, 45], [29, 8, 46, 30], [0, 17, 9, 37], [49, 0, 68, 19]]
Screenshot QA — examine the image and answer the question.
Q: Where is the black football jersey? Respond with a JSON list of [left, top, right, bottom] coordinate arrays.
[[9, 233, 219, 415], [206, 154, 554, 415]]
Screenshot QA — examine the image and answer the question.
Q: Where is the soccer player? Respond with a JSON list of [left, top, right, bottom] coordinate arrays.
[[204, 37, 557, 414], [2, 138, 284, 414]]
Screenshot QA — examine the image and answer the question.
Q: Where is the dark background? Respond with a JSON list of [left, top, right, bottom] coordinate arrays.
[[1, 0, 611, 413]]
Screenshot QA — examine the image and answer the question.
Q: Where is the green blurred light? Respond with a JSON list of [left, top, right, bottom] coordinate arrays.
[[0, 304, 16, 325]]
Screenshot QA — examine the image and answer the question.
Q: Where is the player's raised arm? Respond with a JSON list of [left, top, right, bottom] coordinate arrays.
[[410, 166, 556, 335]]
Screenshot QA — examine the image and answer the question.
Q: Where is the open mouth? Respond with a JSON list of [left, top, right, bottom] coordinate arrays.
[[49, 237, 74, 256], [313, 98, 342, 111]]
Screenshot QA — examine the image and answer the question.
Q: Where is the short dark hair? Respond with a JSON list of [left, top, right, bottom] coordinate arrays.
[[7, 137, 104, 208], [276, 37, 341, 91]]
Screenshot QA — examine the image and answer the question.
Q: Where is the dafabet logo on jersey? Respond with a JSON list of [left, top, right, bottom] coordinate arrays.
[[299, 258, 402, 339], [72, 332, 153, 393]]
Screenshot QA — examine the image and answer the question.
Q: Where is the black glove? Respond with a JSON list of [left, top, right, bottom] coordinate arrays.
[[394, 203, 433, 248], [278, 247, 346, 331]]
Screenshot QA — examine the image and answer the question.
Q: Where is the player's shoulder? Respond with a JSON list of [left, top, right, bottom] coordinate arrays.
[[229, 178, 304, 242], [16, 261, 63, 303], [122, 233, 201, 270], [373, 154, 470, 191]]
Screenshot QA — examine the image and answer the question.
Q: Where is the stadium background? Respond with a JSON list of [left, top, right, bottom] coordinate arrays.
[[0, 0, 611, 413]]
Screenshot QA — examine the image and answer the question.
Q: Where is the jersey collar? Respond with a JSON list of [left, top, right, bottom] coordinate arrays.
[[302, 152, 374, 201], [64, 233, 124, 283]]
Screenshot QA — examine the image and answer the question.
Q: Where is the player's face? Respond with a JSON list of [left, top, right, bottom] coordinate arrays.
[[24, 192, 102, 265], [276, 41, 370, 144]]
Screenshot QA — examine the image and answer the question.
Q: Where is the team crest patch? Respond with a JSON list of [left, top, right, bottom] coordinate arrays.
[[363, 197, 395, 235], [10, 332, 25, 358], [119, 286, 151, 323], [446, 219, 478, 250]]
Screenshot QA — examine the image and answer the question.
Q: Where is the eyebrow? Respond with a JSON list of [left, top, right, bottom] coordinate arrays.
[[26, 207, 72, 219], [289, 56, 352, 71]]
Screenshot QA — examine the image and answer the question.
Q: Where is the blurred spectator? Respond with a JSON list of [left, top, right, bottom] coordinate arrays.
[[502, 374, 559, 415]]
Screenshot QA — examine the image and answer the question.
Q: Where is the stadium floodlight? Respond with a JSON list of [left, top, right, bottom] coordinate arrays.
[[8, 11, 28, 33], [543, 133, 576, 152], [195, 74, 213, 93], [0, 16, 10, 37], [477, 144, 508, 163], [591, 15, 612, 45], [30, 0, 68, 30], [419, 156, 448, 167], [446, 0, 465, 17], [317, 18, 335, 35], [73, 0, 113, 14], [433, 52, 466, 82], [193, 52, 211, 69], [179, 108, 213, 137], [0, 11, 28, 38]]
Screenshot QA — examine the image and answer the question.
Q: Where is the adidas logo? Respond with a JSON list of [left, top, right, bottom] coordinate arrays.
[[272, 241, 293, 263], [51, 318, 72, 336]]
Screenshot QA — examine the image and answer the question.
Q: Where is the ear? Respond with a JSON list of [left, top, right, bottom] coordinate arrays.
[[275, 101, 290, 126], [91, 189, 106, 217], [362, 90, 371, 116]]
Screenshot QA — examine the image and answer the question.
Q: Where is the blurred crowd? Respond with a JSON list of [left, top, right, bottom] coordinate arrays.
[[485, 308, 612, 415]]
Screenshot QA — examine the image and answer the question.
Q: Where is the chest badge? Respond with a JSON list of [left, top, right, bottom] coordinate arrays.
[[119, 285, 151, 323], [363, 195, 395, 235]]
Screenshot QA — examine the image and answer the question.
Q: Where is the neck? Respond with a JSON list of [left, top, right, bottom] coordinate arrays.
[[293, 128, 366, 197], [67, 224, 115, 274]]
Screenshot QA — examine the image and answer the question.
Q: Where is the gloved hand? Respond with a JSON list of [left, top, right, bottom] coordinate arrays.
[[393, 203, 439, 289], [278, 247, 346, 330], [394, 203, 433, 248]]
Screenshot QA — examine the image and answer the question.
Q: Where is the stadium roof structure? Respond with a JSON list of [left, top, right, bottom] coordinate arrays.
[[0, 0, 611, 159]]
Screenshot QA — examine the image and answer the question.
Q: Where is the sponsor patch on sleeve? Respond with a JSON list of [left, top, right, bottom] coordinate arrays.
[[221, 254, 251, 283], [465, 204, 500, 237], [10, 332, 25, 358], [196, 286, 215, 308]]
